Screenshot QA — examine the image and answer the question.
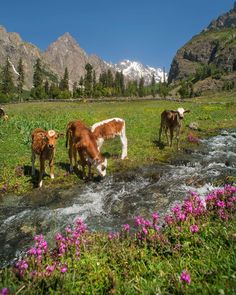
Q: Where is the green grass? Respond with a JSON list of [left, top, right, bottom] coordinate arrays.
[[0, 95, 236, 194]]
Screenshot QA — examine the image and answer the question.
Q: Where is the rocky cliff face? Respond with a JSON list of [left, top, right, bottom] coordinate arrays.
[[0, 28, 112, 90], [0, 26, 44, 88], [43, 33, 111, 87], [168, 3, 236, 85]]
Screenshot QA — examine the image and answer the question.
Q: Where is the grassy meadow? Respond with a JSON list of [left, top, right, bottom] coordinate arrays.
[[0, 93, 236, 294], [0, 93, 236, 195]]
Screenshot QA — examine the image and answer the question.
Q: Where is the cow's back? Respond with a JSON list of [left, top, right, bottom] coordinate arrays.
[[31, 128, 46, 154], [92, 118, 124, 139]]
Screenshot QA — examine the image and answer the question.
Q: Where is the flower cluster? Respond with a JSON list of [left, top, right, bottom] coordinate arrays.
[[8, 185, 235, 291]]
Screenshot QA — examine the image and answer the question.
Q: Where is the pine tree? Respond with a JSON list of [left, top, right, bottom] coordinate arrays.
[[59, 67, 69, 91], [151, 74, 156, 97], [2, 58, 14, 95], [73, 82, 77, 98], [92, 70, 96, 89], [44, 80, 49, 96], [17, 58, 24, 100], [138, 77, 145, 97], [33, 58, 43, 88], [84, 63, 93, 97], [107, 69, 113, 87]]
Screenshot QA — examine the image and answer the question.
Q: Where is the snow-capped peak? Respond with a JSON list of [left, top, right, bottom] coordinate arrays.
[[108, 59, 167, 84]]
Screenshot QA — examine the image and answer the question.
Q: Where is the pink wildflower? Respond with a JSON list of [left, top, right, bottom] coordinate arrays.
[[60, 266, 68, 273], [142, 227, 148, 235], [152, 212, 159, 221], [180, 270, 191, 284], [123, 224, 130, 232], [0, 288, 9, 295], [217, 200, 225, 208], [190, 224, 199, 233]]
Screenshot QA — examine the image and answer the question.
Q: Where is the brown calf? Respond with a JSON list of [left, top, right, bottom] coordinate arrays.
[[91, 118, 128, 160], [66, 120, 107, 179], [159, 107, 190, 150], [31, 128, 60, 187]]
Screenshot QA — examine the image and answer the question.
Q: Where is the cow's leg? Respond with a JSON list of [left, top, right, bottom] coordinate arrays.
[[49, 157, 54, 179], [31, 151, 36, 176], [96, 138, 104, 151], [69, 145, 74, 172], [164, 127, 170, 146], [120, 128, 128, 159], [78, 150, 86, 179], [39, 157, 45, 188], [169, 129, 174, 147]]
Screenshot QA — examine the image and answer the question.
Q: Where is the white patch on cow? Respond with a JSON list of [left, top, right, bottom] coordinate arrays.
[[91, 118, 124, 132], [120, 123, 128, 159], [97, 138, 104, 151], [177, 107, 185, 118], [94, 158, 107, 177], [50, 173, 55, 179], [39, 180, 43, 188], [48, 130, 56, 137]]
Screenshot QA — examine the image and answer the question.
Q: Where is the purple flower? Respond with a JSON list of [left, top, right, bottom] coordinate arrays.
[[46, 265, 55, 273], [217, 200, 225, 208], [0, 288, 9, 295], [152, 212, 159, 221], [190, 224, 199, 234], [60, 266, 68, 273], [142, 227, 148, 235], [123, 224, 130, 232], [180, 270, 191, 284], [15, 260, 28, 276], [135, 216, 145, 226]]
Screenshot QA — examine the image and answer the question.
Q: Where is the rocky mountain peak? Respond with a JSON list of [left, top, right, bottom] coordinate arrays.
[[206, 2, 236, 31], [57, 32, 77, 45]]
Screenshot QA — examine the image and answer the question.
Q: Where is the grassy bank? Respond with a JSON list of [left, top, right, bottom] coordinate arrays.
[[0, 186, 235, 294], [0, 94, 236, 195]]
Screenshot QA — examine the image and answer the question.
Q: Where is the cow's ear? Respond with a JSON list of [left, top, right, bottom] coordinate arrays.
[[184, 110, 190, 113]]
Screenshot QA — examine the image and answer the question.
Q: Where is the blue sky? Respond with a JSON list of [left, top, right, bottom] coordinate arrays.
[[0, 0, 234, 71]]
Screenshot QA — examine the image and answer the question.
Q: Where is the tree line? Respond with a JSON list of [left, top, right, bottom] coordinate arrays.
[[0, 57, 169, 102]]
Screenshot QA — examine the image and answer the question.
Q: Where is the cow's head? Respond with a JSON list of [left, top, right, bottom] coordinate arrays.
[[177, 108, 190, 119], [44, 130, 58, 149], [93, 157, 107, 177]]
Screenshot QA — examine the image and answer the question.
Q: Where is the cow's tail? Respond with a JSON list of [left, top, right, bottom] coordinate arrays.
[[65, 125, 71, 149]]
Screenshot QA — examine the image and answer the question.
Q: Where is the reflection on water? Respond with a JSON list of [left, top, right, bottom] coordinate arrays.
[[0, 130, 236, 266]]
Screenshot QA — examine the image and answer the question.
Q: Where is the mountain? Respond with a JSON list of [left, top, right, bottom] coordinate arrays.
[[43, 33, 110, 87], [168, 2, 236, 93], [109, 59, 167, 85], [0, 26, 166, 90], [0, 26, 57, 89]]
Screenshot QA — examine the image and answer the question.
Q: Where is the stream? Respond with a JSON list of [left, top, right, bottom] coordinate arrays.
[[0, 130, 236, 266]]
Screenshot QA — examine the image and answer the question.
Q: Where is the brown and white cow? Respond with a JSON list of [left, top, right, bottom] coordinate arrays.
[[159, 107, 190, 150], [91, 118, 128, 160], [66, 120, 107, 179], [31, 128, 61, 187]]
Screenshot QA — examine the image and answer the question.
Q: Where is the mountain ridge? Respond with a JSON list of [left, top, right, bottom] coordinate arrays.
[[0, 28, 164, 89], [168, 2, 236, 94]]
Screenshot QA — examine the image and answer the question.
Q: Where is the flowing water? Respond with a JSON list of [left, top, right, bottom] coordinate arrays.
[[0, 130, 236, 266]]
